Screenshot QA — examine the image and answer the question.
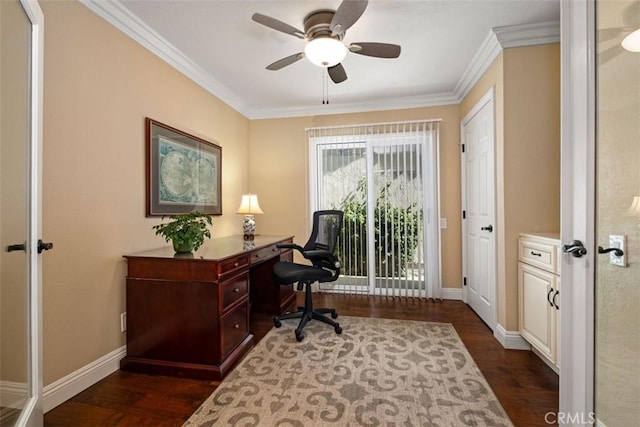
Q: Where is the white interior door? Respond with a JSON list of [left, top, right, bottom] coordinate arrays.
[[0, 0, 44, 425], [559, 0, 596, 420], [461, 88, 496, 330]]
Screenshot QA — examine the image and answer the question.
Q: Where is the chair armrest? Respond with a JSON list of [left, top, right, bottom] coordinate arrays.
[[276, 242, 304, 255], [303, 249, 340, 268]]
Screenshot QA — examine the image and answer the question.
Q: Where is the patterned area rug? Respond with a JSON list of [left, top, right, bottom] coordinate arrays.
[[184, 316, 513, 426]]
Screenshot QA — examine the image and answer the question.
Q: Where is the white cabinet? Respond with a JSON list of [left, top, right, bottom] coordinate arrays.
[[518, 233, 560, 371]]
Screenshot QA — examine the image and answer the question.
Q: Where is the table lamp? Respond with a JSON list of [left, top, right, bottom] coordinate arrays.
[[237, 194, 264, 240]]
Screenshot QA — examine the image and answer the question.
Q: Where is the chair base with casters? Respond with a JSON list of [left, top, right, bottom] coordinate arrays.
[[273, 277, 342, 342]]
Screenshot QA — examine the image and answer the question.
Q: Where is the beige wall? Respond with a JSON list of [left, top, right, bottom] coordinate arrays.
[[460, 44, 560, 330], [40, 0, 249, 385], [250, 105, 462, 289]]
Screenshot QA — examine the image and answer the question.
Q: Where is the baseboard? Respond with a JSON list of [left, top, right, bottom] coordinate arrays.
[[43, 345, 126, 413], [531, 346, 560, 374], [0, 380, 27, 409], [441, 287, 462, 300], [493, 323, 531, 350]]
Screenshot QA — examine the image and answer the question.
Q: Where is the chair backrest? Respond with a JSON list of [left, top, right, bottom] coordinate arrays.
[[303, 210, 344, 254]]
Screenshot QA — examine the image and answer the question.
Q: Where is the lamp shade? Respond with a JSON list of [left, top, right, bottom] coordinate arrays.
[[304, 37, 347, 67], [237, 194, 264, 215]]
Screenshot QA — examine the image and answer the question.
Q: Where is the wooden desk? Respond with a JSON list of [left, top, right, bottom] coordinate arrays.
[[120, 235, 295, 380]]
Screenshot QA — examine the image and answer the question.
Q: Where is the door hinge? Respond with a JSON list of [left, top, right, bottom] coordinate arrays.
[[462, 210, 466, 219], [461, 143, 465, 153], [463, 277, 467, 287]]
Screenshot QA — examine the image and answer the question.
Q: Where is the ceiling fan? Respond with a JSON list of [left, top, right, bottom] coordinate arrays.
[[251, 0, 401, 84]]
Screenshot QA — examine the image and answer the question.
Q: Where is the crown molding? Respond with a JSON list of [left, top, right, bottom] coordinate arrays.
[[78, 1, 560, 120], [454, 21, 560, 102], [78, 0, 251, 117], [493, 21, 561, 49], [246, 92, 460, 120], [453, 30, 504, 102]]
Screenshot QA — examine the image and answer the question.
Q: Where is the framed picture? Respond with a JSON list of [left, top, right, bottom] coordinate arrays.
[[146, 118, 222, 216]]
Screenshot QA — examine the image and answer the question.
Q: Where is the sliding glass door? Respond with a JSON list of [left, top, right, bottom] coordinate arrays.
[[309, 121, 441, 298]]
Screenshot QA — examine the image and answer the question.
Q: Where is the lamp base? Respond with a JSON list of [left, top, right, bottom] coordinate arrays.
[[242, 214, 256, 240]]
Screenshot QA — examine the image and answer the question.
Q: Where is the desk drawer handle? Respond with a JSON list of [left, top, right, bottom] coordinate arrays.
[[233, 288, 240, 293], [530, 251, 542, 257], [234, 262, 239, 267], [234, 324, 240, 329]]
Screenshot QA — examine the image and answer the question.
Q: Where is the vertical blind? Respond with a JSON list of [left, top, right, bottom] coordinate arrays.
[[308, 120, 442, 299]]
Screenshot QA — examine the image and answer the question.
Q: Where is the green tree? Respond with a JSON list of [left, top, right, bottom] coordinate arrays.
[[335, 179, 422, 277]]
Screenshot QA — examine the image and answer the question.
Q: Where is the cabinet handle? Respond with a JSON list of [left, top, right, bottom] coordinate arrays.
[[234, 324, 240, 329], [547, 289, 554, 307], [553, 290, 559, 310], [233, 288, 240, 293], [530, 251, 542, 257]]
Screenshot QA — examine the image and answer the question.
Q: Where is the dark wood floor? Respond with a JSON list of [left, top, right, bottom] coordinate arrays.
[[44, 294, 558, 427]]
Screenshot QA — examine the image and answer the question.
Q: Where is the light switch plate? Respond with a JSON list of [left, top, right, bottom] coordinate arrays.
[[609, 235, 626, 267], [440, 218, 447, 229]]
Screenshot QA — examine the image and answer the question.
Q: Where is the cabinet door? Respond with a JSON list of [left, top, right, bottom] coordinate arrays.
[[518, 262, 557, 362]]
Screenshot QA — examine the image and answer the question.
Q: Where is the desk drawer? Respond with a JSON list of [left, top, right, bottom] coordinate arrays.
[[221, 273, 249, 312], [220, 301, 249, 357], [219, 255, 250, 277], [251, 245, 280, 264]]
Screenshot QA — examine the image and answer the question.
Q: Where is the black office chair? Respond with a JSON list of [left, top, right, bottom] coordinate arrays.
[[273, 210, 344, 342]]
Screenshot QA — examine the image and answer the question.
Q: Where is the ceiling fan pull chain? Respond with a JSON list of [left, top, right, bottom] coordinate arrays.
[[322, 68, 329, 105], [325, 70, 330, 104]]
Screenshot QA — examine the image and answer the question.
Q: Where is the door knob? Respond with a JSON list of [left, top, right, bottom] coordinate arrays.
[[562, 240, 587, 258], [37, 239, 53, 253], [481, 225, 493, 232]]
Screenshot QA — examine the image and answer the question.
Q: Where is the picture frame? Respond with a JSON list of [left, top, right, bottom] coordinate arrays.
[[146, 118, 222, 216]]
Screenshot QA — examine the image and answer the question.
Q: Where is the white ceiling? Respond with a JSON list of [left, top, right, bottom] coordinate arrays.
[[83, 0, 560, 119]]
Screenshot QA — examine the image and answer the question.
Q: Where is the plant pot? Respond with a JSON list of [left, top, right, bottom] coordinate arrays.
[[172, 240, 194, 254]]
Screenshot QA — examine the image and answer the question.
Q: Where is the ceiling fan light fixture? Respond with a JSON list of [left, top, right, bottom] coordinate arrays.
[[304, 37, 347, 67], [622, 28, 640, 52]]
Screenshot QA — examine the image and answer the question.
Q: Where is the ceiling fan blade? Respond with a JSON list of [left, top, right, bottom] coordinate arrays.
[[266, 52, 305, 70], [330, 0, 368, 36], [252, 13, 305, 39], [328, 63, 348, 84], [349, 42, 401, 58]]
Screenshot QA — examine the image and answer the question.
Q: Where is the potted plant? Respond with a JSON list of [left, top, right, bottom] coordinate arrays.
[[152, 212, 213, 253]]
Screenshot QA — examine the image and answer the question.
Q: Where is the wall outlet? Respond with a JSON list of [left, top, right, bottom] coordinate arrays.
[[120, 312, 127, 333]]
